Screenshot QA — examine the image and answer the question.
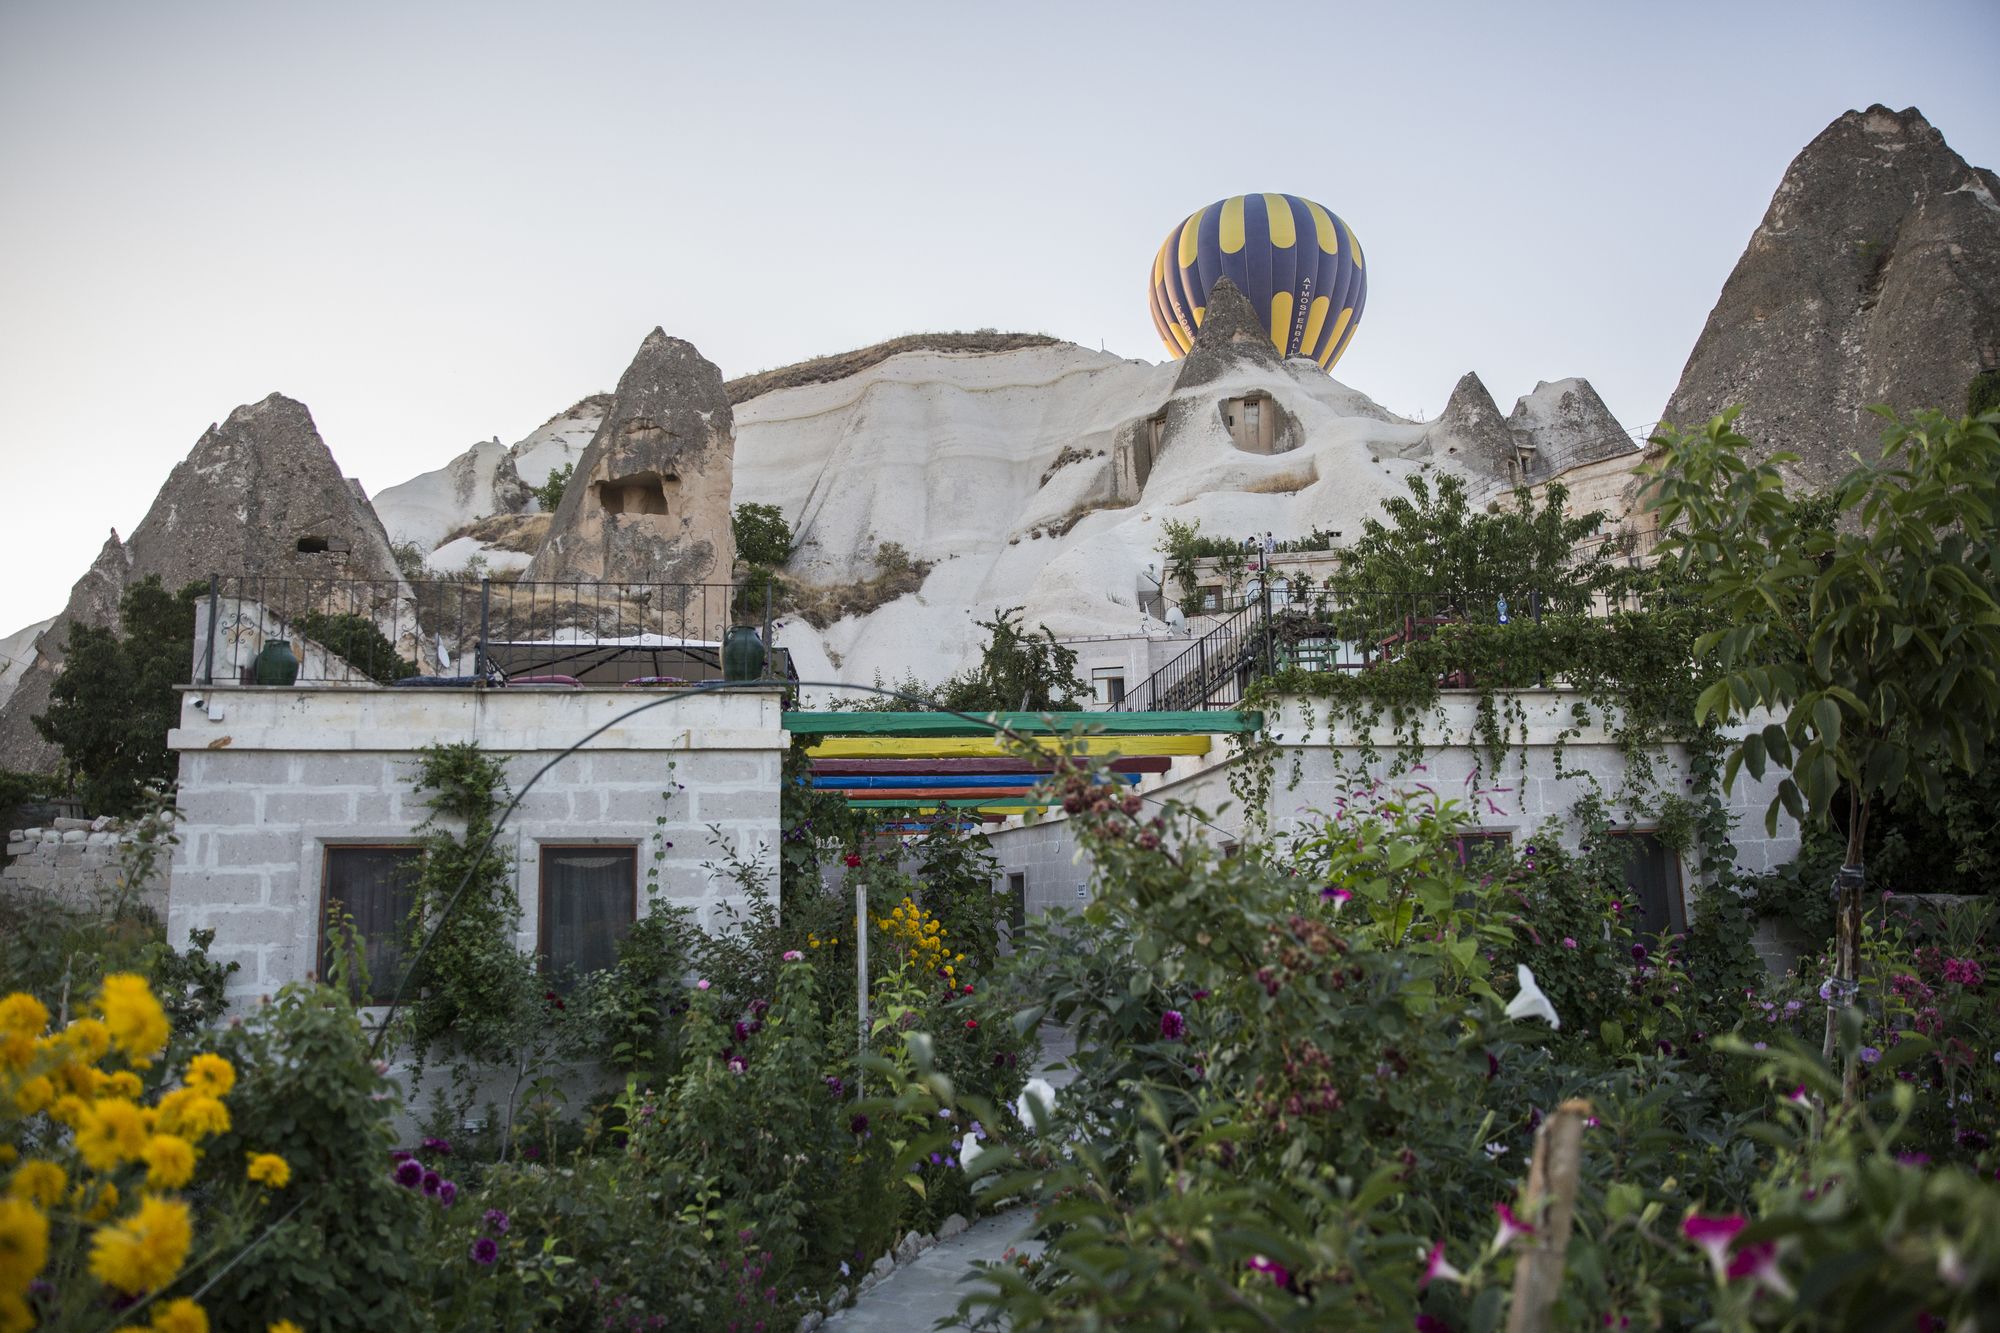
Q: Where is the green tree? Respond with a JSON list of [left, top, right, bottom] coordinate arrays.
[[1323, 468, 1625, 642], [1646, 406, 2000, 1096], [34, 576, 203, 815], [937, 606, 1085, 713], [733, 502, 794, 567], [292, 610, 417, 684], [532, 461, 574, 513]]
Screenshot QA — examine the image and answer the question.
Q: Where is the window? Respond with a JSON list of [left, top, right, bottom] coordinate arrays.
[[320, 845, 421, 1005], [539, 845, 638, 979], [1091, 667, 1126, 706], [1611, 830, 1686, 939], [1453, 830, 1513, 871]]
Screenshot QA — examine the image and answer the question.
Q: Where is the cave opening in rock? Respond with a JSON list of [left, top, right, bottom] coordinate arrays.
[[595, 472, 677, 516], [296, 536, 329, 553]]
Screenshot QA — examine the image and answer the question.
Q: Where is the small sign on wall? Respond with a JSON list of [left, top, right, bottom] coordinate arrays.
[[1076, 882, 1087, 901]]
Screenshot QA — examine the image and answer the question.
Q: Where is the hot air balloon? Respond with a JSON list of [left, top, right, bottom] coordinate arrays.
[[1149, 193, 1367, 371]]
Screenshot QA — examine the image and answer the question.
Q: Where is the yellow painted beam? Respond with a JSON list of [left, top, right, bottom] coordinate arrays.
[[806, 734, 1213, 759]]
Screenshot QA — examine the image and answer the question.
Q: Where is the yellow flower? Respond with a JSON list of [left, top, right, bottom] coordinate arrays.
[[183, 1053, 235, 1098], [246, 1153, 291, 1189], [53, 1059, 102, 1097], [2, 1290, 33, 1333], [49, 1094, 91, 1128], [0, 994, 47, 1040], [0, 1197, 50, 1293], [74, 1096, 152, 1168], [76, 1098, 151, 1171], [156, 1090, 230, 1141], [808, 939, 819, 950], [60, 1016, 112, 1063], [76, 1180, 119, 1222], [104, 1069, 144, 1098], [0, 1148, 13, 1167], [955, 953, 965, 962], [149, 1297, 208, 1333], [269, 1322, 304, 1333], [144, 1136, 197, 1189], [89, 1194, 192, 1294], [95, 975, 169, 1064], [10, 1076, 52, 1116], [7, 1161, 65, 1208]]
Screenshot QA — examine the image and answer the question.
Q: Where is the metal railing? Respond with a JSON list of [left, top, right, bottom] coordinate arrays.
[[195, 574, 789, 687], [1116, 581, 1663, 712]]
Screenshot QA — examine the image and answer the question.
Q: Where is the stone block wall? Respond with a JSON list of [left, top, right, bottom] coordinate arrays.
[[166, 684, 787, 1011], [2, 815, 169, 915], [986, 691, 1805, 945]]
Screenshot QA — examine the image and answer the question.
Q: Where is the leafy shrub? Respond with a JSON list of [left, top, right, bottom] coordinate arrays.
[[532, 462, 574, 514], [732, 502, 794, 568], [292, 609, 417, 684]]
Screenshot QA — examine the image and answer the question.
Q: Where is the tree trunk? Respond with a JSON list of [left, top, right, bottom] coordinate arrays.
[[1820, 791, 1871, 1102], [1505, 1098, 1593, 1333]]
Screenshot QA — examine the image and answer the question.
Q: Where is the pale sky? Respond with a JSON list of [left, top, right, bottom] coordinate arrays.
[[2, 0, 1996, 634]]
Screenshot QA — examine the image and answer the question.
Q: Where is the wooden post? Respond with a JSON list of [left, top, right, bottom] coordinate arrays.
[[1504, 1097, 1592, 1333]]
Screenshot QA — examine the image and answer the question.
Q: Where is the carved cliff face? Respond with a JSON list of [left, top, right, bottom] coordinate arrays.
[[527, 329, 738, 588]]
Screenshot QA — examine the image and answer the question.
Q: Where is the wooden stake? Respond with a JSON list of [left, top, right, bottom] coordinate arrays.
[[1504, 1097, 1593, 1333]]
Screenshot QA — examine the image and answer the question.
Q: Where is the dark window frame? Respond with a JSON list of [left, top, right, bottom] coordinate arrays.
[[1608, 827, 1687, 939], [1453, 829, 1514, 871], [537, 842, 640, 981], [318, 842, 423, 1007]]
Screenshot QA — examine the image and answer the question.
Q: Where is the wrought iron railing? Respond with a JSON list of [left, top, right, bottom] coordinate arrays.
[[194, 574, 790, 687]]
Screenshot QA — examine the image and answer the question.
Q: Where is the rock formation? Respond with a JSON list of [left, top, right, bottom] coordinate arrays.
[[527, 329, 737, 586], [1422, 373, 1517, 475], [1659, 105, 2000, 489], [370, 437, 532, 552], [1506, 378, 1634, 476], [0, 394, 411, 770]]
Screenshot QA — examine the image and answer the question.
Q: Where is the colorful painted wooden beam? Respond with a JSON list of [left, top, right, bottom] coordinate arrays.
[[785, 710, 1261, 738], [810, 756, 1173, 776], [847, 799, 1052, 811], [806, 735, 1213, 759], [811, 773, 1137, 791]]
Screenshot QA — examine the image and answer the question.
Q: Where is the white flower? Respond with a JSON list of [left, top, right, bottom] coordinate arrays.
[[1017, 1077, 1058, 1133], [1504, 964, 1561, 1030], [1483, 1141, 1508, 1159]]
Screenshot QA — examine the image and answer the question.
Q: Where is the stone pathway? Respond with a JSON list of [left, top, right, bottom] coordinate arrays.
[[818, 1207, 1040, 1331], [820, 1026, 1076, 1331]]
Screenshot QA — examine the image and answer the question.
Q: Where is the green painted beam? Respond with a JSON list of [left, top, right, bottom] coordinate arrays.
[[784, 709, 1262, 738]]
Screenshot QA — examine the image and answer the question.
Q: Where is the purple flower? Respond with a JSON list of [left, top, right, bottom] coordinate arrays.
[[1321, 886, 1354, 906], [1630, 944, 1648, 963], [420, 1169, 442, 1196], [422, 1136, 453, 1157], [470, 1236, 499, 1265], [1562, 937, 1577, 949], [825, 1075, 846, 1100], [390, 1149, 413, 1163], [1859, 1046, 1881, 1064], [849, 1113, 869, 1136], [728, 1057, 747, 1075], [1159, 1009, 1186, 1041], [1492, 1202, 1535, 1251], [438, 1179, 458, 1208], [484, 1209, 510, 1234], [394, 1160, 424, 1189]]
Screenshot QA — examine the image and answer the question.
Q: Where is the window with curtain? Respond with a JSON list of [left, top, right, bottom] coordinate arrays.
[[539, 845, 638, 981], [320, 845, 421, 1006], [1611, 830, 1686, 940]]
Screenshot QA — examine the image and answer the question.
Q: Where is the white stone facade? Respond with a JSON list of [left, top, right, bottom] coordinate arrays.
[[988, 690, 1803, 938], [166, 684, 787, 1011]]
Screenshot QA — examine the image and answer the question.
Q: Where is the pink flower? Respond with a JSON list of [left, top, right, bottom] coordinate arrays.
[[1159, 1009, 1186, 1041], [1491, 1201, 1536, 1252], [1418, 1239, 1463, 1289], [1562, 937, 1578, 949], [1245, 1254, 1290, 1287], [782, 950, 803, 962], [696, 979, 711, 990], [1321, 886, 1354, 906], [1726, 1239, 1794, 1297], [1682, 1213, 1747, 1275]]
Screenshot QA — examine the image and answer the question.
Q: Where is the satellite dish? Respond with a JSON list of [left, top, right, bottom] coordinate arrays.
[[1166, 605, 1186, 629]]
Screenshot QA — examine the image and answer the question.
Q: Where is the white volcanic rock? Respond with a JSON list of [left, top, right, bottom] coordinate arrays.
[[510, 395, 608, 490], [0, 616, 53, 715], [729, 339, 1478, 695], [1506, 378, 1635, 471], [371, 437, 532, 551]]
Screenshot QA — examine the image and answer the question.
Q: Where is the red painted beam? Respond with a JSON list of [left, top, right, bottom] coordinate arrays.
[[811, 756, 1172, 777]]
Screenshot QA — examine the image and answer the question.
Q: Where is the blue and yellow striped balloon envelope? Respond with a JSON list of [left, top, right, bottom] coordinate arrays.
[[1149, 192, 1367, 371]]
